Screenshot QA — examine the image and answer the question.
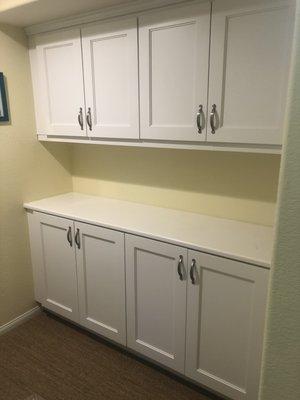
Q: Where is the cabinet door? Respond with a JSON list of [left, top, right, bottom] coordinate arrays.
[[35, 213, 79, 322], [126, 235, 187, 372], [81, 18, 139, 139], [185, 251, 269, 400], [207, 0, 293, 145], [35, 29, 86, 136], [75, 222, 126, 345], [139, 3, 210, 141]]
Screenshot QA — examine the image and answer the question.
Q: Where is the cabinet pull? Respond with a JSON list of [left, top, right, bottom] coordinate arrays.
[[210, 104, 217, 134], [177, 255, 184, 281], [86, 107, 92, 131], [78, 107, 83, 130], [67, 226, 72, 247], [75, 228, 81, 249], [190, 259, 196, 285], [197, 105, 204, 134]]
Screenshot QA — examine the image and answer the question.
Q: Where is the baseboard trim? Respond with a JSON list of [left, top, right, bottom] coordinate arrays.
[[0, 305, 41, 336]]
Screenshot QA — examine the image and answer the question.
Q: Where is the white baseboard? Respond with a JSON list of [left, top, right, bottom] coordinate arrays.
[[0, 305, 41, 336]]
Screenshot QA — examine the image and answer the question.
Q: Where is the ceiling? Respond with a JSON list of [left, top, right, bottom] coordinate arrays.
[[0, 0, 140, 27]]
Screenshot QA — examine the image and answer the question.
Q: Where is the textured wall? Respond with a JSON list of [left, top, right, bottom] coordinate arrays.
[[259, 2, 300, 399], [72, 145, 280, 226], [0, 24, 72, 326]]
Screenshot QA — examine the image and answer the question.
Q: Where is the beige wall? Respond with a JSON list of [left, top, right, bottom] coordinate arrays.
[[72, 145, 280, 226], [260, 2, 300, 399], [0, 24, 72, 326]]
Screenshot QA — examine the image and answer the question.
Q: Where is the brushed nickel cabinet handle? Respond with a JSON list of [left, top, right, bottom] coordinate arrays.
[[86, 107, 92, 131], [75, 228, 81, 249], [67, 226, 72, 247], [197, 105, 204, 134], [190, 259, 196, 285], [78, 107, 83, 130], [210, 104, 217, 134], [177, 255, 184, 281]]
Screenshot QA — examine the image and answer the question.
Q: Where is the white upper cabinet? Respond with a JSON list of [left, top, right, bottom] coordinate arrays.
[[207, 0, 293, 145], [30, 0, 295, 149], [139, 3, 211, 142], [35, 29, 87, 136], [126, 235, 187, 373], [75, 222, 126, 345], [81, 18, 139, 139], [185, 250, 269, 400]]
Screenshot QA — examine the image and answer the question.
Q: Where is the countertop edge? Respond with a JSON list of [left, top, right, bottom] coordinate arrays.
[[24, 201, 271, 269]]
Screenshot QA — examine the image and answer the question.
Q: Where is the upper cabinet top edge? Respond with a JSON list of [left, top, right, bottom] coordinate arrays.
[[25, 0, 208, 36]]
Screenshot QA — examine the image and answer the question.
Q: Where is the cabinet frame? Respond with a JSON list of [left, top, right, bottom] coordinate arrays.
[[28, 0, 294, 152], [125, 234, 188, 373], [81, 17, 139, 139], [185, 250, 269, 400], [75, 221, 127, 345], [139, 2, 210, 142], [27, 209, 269, 400], [28, 212, 80, 322], [34, 28, 87, 137], [207, 0, 294, 146]]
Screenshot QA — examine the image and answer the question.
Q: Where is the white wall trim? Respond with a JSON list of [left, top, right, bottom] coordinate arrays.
[[25, 0, 194, 35], [0, 306, 41, 336]]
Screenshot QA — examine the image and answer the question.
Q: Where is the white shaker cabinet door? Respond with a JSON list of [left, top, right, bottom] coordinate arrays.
[[207, 0, 294, 145], [35, 29, 87, 136], [125, 235, 187, 373], [185, 250, 269, 400], [139, 3, 210, 141], [75, 222, 126, 345], [34, 213, 79, 322], [81, 18, 139, 139]]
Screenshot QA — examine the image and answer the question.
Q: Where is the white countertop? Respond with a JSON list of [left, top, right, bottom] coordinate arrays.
[[24, 192, 273, 268]]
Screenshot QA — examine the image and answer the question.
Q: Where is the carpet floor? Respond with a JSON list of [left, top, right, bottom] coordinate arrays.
[[0, 312, 220, 400]]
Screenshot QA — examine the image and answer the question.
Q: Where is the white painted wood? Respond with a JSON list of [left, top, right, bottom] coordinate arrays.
[[25, 198, 270, 399], [0, 306, 41, 336], [81, 18, 139, 139], [35, 28, 87, 136], [27, 0, 295, 149], [36, 134, 282, 153], [24, 193, 273, 268], [28, 38, 44, 134], [185, 250, 269, 400], [27, 211, 45, 303], [75, 222, 126, 345], [126, 235, 187, 372], [207, 0, 294, 145], [24, 0, 190, 35], [34, 213, 79, 322], [139, 2, 210, 141]]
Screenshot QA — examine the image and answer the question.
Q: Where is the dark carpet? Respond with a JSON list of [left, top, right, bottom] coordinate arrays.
[[0, 312, 219, 400]]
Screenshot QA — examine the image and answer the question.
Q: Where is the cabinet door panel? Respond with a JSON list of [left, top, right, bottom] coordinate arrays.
[[208, 0, 293, 145], [36, 214, 79, 322], [126, 235, 187, 372], [76, 222, 126, 345], [82, 18, 139, 139], [35, 29, 86, 136], [139, 3, 210, 141], [186, 251, 269, 400]]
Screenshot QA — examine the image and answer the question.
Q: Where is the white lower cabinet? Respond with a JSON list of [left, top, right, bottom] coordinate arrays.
[[29, 213, 79, 322], [28, 212, 269, 400], [185, 251, 269, 400], [125, 235, 187, 373], [75, 222, 126, 345], [28, 212, 126, 344]]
